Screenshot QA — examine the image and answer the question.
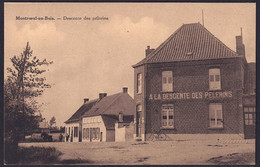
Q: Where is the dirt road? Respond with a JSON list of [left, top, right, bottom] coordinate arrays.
[[19, 139, 255, 165]]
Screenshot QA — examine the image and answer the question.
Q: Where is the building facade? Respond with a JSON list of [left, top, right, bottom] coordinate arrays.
[[132, 23, 255, 141], [65, 87, 135, 142]]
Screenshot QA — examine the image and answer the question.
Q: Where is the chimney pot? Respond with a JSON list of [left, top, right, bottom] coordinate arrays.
[[236, 35, 245, 56], [99, 93, 107, 100], [84, 98, 89, 103], [145, 45, 155, 57], [123, 87, 128, 93]]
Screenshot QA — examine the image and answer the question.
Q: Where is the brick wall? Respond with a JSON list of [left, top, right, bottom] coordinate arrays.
[[144, 58, 244, 134], [133, 65, 146, 140]]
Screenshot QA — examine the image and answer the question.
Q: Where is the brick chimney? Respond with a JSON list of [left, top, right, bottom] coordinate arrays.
[[145, 45, 155, 57], [84, 98, 89, 103], [119, 112, 123, 122], [123, 87, 128, 93], [236, 28, 245, 56], [99, 93, 107, 100]]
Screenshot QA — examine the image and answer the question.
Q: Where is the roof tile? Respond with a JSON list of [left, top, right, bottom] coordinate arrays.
[[65, 92, 135, 124], [133, 23, 241, 67]]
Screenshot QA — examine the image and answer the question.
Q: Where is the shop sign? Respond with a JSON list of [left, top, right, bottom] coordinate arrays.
[[149, 91, 232, 100]]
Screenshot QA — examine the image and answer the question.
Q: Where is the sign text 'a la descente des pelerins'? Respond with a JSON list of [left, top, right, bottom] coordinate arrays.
[[149, 91, 232, 100]]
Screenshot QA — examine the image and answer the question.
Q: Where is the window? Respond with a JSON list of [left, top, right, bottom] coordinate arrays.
[[136, 105, 142, 137], [96, 128, 100, 140], [137, 73, 142, 93], [244, 106, 255, 125], [161, 104, 174, 128], [162, 71, 173, 92], [83, 128, 90, 139], [90, 128, 100, 140], [74, 127, 79, 137], [209, 68, 221, 90], [93, 128, 96, 139], [209, 104, 223, 128]]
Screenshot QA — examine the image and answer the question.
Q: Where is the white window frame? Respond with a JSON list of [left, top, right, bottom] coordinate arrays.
[[209, 68, 221, 90], [209, 103, 223, 128], [244, 106, 255, 125], [161, 104, 174, 128], [137, 73, 142, 94], [162, 71, 173, 92]]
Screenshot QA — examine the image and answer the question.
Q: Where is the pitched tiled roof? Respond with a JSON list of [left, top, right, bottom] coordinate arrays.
[[65, 92, 135, 124], [102, 115, 118, 130], [64, 99, 98, 124], [133, 23, 241, 67], [83, 92, 135, 117], [102, 115, 134, 130]]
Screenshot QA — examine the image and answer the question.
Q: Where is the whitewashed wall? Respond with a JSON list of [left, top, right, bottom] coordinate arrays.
[[65, 122, 79, 142], [82, 116, 107, 142], [115, 123, 126, 142]]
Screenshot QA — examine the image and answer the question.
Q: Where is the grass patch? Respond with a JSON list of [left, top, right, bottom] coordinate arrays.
[[7, 146, 94, 165], [17, 146, 62, 164]]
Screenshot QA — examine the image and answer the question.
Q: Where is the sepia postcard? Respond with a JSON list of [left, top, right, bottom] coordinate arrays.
[[3, 2, 256, 165]]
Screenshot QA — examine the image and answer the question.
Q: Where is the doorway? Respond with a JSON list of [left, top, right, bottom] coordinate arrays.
[[244, 106, 255, 139], [136, 105, 142, 137]]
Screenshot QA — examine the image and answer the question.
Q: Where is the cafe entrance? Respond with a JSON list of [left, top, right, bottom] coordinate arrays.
[[243, 106, 255, 139]]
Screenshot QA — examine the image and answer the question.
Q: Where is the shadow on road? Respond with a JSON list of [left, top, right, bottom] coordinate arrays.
[[207, 152, 255, 165]]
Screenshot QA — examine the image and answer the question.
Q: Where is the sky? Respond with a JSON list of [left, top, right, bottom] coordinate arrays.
[[4, 3, 256, 126]]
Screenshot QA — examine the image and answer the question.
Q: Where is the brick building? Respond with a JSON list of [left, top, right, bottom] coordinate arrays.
[[132, 23, 255, 141]]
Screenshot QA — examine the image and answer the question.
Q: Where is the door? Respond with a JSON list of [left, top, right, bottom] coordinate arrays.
[[244, 106, 255, 139], [136, 105, 142, 137], [136, 112, 142, 137]]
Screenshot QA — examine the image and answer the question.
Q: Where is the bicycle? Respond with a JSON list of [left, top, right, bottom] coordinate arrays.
[[147, 128, 168, 141]]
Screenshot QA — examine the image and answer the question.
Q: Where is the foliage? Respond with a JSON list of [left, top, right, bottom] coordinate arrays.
[[60, 126, 65, 133], [15, 146, 92, 164], [4, 42, 52, 164], [50, 116, 56, 127], [6, 42, 52, 100]]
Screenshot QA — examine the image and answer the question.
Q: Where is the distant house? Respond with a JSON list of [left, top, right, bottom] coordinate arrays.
[[37, 119, 49, 133], [64, 87, 135, 142]]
